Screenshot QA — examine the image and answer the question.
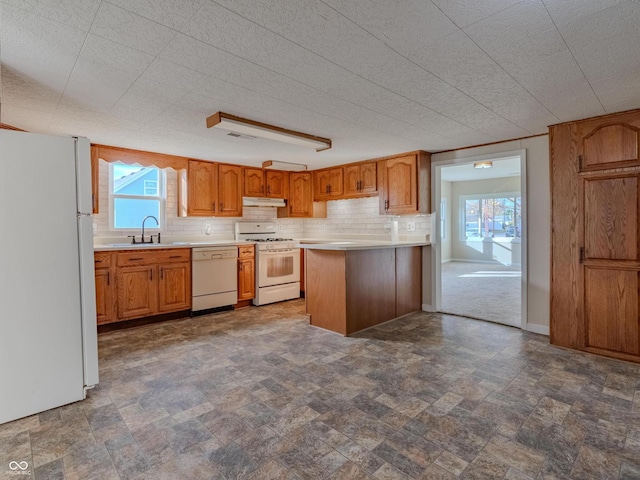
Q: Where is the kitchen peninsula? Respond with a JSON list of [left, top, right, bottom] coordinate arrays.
[[301, 241, 427, 335]]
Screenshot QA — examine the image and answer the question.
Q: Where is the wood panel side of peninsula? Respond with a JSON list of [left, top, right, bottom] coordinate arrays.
[[304, 246, 422, 335]]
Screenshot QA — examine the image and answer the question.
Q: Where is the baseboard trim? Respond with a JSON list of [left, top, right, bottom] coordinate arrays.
[[526, 323, 549, 336], [422, 304, 436, 312]]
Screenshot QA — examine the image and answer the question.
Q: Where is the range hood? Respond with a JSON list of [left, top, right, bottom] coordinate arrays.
[[242, 197, 286, 207]]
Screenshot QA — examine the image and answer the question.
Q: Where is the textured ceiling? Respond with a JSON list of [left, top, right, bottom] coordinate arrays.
[[1, 0, 639, 169]]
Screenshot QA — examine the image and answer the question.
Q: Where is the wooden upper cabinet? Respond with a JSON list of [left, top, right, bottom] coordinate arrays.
[[378, 152, 430, 215], [265, 170, 289, 198], [288, 172, 314, 217], [187, 159, 218, 216], [579, 122, 640, 171], [314, 167, 343, 200], [244, 167, 265, 197], [218, 164, 243, 217], [344, 162, 377, 197]]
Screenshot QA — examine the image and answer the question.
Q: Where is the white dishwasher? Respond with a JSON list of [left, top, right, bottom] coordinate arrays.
[[192, 246, 238, 312]]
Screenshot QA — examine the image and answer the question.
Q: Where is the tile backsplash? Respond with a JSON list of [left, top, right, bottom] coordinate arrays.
[[94, 161, 431, 241]]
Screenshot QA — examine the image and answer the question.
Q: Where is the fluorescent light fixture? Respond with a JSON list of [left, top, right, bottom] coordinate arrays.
[[207, 112, 332, 152], [262, 160, 307, 172], [474, 161, 493, 169]]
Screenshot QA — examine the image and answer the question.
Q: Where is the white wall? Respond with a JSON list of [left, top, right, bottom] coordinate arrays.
[[433, 135, 550, 332], [450, 176, 521, 263], [94, 160, 431, 241]]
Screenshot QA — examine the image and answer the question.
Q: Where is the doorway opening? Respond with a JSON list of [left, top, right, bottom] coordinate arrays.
[[433, 151, 527, 329]]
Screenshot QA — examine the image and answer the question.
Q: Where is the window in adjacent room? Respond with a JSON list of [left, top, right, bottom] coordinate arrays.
[[109, 164, 165, 230], [461, 193, 521, 240]]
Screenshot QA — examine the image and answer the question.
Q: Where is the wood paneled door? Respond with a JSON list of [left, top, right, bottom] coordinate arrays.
[[551, 109, 640, 363], [244, 167, 264, 197], [265, 170, 288, 198], [217, 164, 243, 217], [187, 160, 217, 216]]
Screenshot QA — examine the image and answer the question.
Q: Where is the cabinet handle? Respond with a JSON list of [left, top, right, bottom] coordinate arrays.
[[95, 259, 102, 263], [107, 272, 110, 286], [160, 267, 164, 279], [385, 199, 389, 211], [212, 203, 216, 213], [169, 255, 181, 259], [129, 257, 143, 261], [150, 268, 153, 281]]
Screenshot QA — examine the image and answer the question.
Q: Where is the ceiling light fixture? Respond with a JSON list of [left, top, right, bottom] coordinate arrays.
[[262, 160, 307, 172], [206, 112, 332, 152], [474, 161, 493, 169]]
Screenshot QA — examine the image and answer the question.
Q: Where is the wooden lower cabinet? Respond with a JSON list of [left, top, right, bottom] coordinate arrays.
[[94, 252, 116, 325], [95, 249, 191, 324], [158, 262, 191, 313], [117, 265, 157, 320], [237, 245, 255, 303]]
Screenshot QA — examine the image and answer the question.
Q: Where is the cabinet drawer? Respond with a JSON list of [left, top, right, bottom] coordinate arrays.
[[238, 245, 255, 258], [94, 252, 112, 267], [116, 249, 190, 266]]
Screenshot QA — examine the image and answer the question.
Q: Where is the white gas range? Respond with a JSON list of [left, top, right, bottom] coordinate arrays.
[[235, 222, 301, 306]]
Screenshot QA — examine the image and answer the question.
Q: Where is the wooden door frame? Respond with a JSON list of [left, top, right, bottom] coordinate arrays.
[[430, 149, 528, 330]]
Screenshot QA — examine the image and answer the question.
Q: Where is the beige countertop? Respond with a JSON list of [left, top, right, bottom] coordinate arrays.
[[297, 239, 429, 250], [94, 240, 254, 251]]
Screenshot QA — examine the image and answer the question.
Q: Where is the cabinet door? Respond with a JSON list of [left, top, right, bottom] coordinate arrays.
[[117, 266, 157, 319], [187, 160, 217, 216], [360, 162, 377, 194], [344, 165, 360, 196], [314, 169, 332, 200], [583, 173, 640, 355], [218, 164, 243, 216], [95, 268, 114, 324], [266, 170, 288, 198], [329, 168, 344, 197], [380, 155, 417, 215], [238, 258, 255, 300], [315, 168, 343, 199], [244, 168, 264, 196], [158, 262, 191, 313], [579, 122, 640, 172], [289, 172, 313, 217]]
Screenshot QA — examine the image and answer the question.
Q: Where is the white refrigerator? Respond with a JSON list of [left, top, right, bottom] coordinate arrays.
[[0, 129, 99, 424]]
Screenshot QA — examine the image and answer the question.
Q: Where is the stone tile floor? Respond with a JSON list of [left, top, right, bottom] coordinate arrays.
[[1, 299, 639, 479]]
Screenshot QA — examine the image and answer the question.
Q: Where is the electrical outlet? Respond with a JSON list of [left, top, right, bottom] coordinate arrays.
[[205, 224, 211, 235], [278, 224, 284, 231], [407, 222, 416, 232]]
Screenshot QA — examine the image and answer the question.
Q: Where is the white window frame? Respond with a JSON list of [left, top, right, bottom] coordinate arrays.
[[109, 164, 166, 231], [459, 191, 521, 241]]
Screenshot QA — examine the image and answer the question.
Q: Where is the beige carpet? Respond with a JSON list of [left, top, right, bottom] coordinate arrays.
[[440, 261, 521, 327]]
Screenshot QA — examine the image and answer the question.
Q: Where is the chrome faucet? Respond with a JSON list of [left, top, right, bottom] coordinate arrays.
[[141, 215, 159, 244]]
